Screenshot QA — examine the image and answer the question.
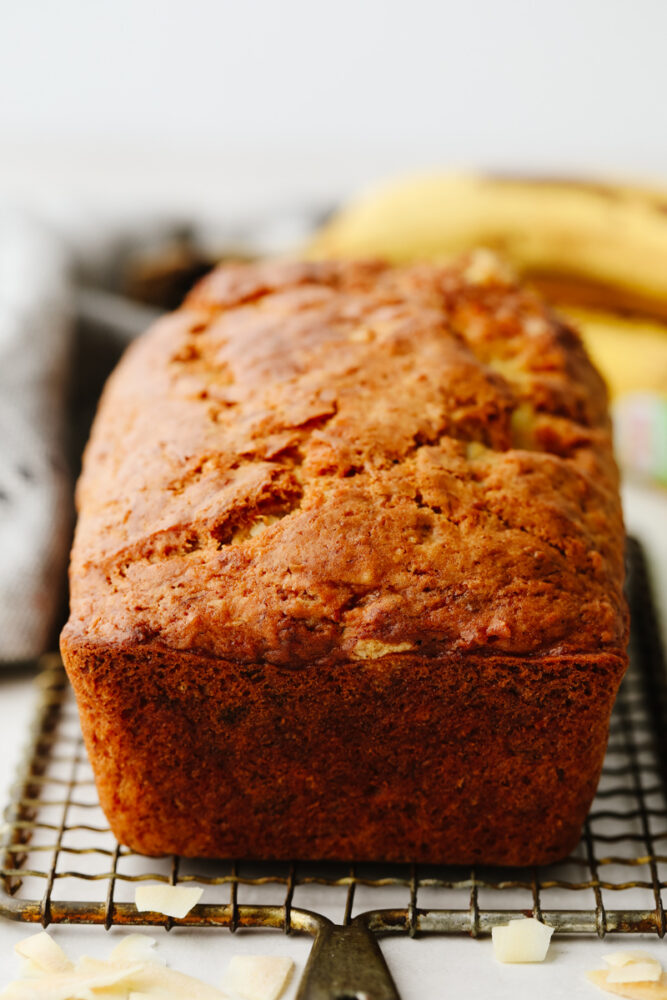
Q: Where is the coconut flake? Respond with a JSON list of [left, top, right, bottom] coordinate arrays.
[[134, 884, 203, 918], [117, 960, 228, 999], [0, 962, 142, 1000], [18, 958, 46, 979], [607, 964, 663, 985], [2, 932, 232, 1000], [587, 969, 667, 998], [110, 934, 164, 965], [604, 952, 662, 970], [491, 917, 554, 963], [14, 933, 73, 974], [226, 956, 295, 1000]]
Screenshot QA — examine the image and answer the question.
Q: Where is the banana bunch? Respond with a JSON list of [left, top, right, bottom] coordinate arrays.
[[309, 173, 667, 481], [309, 173, 667, 396]]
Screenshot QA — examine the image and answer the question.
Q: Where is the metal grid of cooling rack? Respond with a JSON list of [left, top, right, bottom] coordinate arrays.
[[0, 538, 665, 942]]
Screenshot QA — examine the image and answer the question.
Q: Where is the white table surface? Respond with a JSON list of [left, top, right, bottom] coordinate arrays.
[[0, 479, 664, 997]]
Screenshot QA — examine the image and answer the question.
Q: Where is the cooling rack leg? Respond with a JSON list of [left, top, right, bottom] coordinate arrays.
[[295, 922, 401, 1000]]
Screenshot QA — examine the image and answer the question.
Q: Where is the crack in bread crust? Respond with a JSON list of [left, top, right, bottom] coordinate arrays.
[[64, 257, 628, 665]]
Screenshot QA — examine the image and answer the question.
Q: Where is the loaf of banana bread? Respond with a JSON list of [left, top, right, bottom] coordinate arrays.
[[61, 254, 628, 864]]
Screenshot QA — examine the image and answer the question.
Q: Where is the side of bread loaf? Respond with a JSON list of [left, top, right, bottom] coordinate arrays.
[[61, 255, 628, 864]]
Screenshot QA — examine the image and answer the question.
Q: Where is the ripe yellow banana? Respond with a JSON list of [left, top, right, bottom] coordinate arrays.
[[566, 309, 667, 399], [309, 172, 667, 317], [308, 173, 667, 481], [309, 172, 667, 398]]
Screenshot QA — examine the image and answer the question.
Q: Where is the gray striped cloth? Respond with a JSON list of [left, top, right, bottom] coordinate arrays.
[[0, 214, 73, 664], [0, 203, 326, 664]]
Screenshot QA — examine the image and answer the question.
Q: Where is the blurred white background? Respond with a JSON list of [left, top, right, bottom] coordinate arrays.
[[1, 0, 667, 219]]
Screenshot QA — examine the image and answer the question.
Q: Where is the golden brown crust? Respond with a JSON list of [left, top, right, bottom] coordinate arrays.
[[63, 256, 626, 666], [61, 255, 629, 863], [64, 644, 626, 865]]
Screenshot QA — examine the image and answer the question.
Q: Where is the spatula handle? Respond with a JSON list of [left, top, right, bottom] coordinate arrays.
[[295, 921, 401, 1000]]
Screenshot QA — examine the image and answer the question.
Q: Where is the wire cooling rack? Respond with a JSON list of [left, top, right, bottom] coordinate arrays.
[[0, 538, 665, 959]]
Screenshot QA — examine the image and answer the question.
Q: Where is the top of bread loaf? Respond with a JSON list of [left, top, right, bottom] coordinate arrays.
[[64, 255, 627, 666]]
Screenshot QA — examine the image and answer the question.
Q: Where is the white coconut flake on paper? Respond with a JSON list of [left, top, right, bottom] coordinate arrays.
[[18, 958, 46, 979], [587, 968, 667, 998], [225, 955, 295, 1000], [604, 951, 662, 969], [491, 917, 554, 963], [0, 961, 142, 1000], [14, 932, 73, 974], [134, 884, 203, 918], [607, 962, 663, 984], [110, 934, 165, 965], [112, 960, 229, 999]]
